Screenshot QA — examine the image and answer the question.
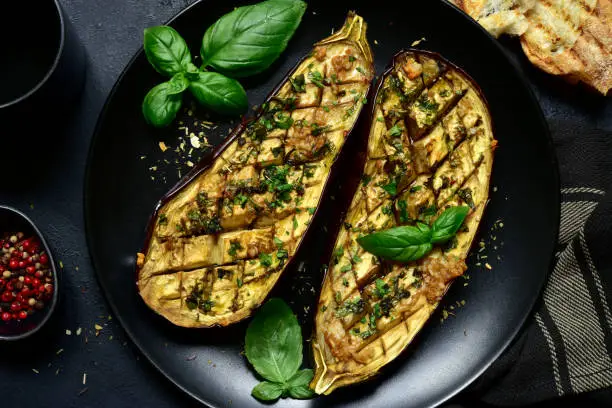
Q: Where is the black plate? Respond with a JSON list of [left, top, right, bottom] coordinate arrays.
[[84, 1, 560, 407]]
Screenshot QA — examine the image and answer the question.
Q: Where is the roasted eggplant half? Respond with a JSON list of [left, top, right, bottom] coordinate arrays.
[[311, 50, 496, 394], [136, 13, 374, 328]]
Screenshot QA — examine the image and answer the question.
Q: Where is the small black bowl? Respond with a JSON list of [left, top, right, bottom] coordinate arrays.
[[0, 206, 58, 341], [0, 0, 85, 132]]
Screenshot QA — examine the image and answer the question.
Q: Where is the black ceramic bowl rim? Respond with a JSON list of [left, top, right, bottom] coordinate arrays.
[[0, 0, 65, 110], [0, 205, 59, 341]]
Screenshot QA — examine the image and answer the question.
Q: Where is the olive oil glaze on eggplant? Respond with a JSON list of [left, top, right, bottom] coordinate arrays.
[[136, 13, 375, 328], [312, 49, 496, 394]]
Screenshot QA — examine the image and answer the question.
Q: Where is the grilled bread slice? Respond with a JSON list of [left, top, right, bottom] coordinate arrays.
[[520, 0, 611, 95], [451, 0, 536, 37], [136, 13, 374, 328], [311, 50, 496, 394], [451, 0, 611, 95]]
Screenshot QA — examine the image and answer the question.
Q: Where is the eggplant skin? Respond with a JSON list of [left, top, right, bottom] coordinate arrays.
[[311, 50, 497, 394], [136, 13, 374, 328]]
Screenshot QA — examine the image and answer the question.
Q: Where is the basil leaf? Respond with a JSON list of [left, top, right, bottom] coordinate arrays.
[[357, 225, 433, 262], [143, 26, 192, 77], [251, 381, 285, 401], [288, 384, 316, 399], [200, 0, 307, 78], [189, 72, 248, 115], [167, 72, 190, 95], [142, 82, 183, 128], [431, 206, 469, 244], [245, 298, 302, 384], [286, 369, 315, 399]]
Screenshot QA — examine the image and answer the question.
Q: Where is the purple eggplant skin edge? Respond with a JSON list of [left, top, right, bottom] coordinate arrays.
[[135, 51, 376, 314]]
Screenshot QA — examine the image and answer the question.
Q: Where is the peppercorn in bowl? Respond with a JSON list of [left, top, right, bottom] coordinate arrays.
[[0, 206, 58, 340]]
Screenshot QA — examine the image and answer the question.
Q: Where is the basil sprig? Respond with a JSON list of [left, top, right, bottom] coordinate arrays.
[[245, 298, 315, 401], [141, 0, 306, 127], [201, 0, 307, 78], [357, 206, 470, 263]]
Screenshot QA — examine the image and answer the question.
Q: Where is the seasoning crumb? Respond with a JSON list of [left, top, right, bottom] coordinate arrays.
[[159, 141, 168, 152], [65, 329, 72, 336], [186, 355, 197, 361], [59, 261, 64, 269], [76, 327, 82, 336], [29, 203, 34, 210], [55, 368, 61, 376], [83, 372, 87, 385], [32, 368, 39, 374], [485, 263, 492, 270], [374, 39, 379, 45], [78, 388, 88, 396], [186, 161, 194, 167], [94, 324, 103, 331], [56, 349, 64, 355], [190, 135, 201, 149], [411, 37, 426, 46], [207, 360, 212, 365]]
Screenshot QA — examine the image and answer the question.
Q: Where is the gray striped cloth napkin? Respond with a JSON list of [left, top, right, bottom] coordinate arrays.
[[450, 122, 612, 406]]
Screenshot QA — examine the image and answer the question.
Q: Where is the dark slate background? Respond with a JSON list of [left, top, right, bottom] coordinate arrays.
[[0, 0, 610, 407]]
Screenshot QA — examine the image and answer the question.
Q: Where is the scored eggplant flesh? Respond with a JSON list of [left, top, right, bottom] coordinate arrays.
[[136, 13, 374, 328], [312, 50, 497, 394]]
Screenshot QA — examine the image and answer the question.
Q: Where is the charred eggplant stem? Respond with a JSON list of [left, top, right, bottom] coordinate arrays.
[[136, 13, 374, 328], [311, 49, 497, 394]]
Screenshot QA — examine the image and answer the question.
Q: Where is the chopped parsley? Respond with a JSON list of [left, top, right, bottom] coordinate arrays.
[[271, 146, 283, 157], [382, 204, 393, 216], [273, 237, 284, 248], [234, 194, 249, 208], [362, 174, 372, 186], [374, 278, 390, 299], [311, 123, 330, 136], [259, 253, 273, 268], [290, 74, 306, 93], [388, 125, 402, 137], [309, 70, 325, 88], [276, 248, 288, 259], [274, 113, 294, 129], [416, 94, 439, 113], [410, 185, 422, 193], [158, 213, 168, 226], [381, 180, 398, 196], [397, 199, 410, 223], [335, 297, 365, 317], [228, 240, 243, 257], [457, 188, 475, 209], [340, 264, 352, 273]]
